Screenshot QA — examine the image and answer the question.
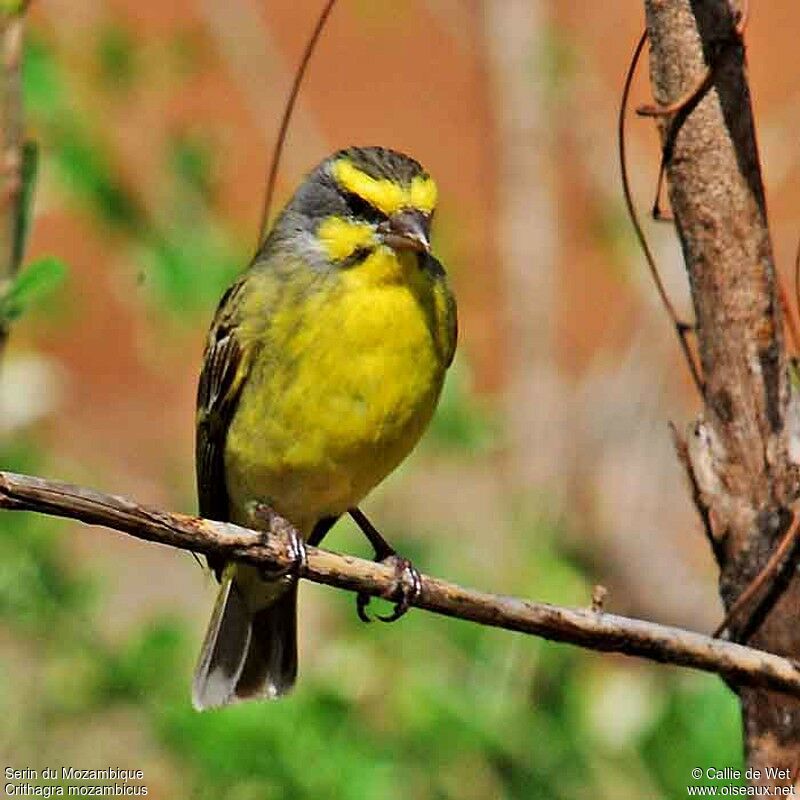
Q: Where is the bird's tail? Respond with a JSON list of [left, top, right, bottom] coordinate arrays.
[[192, 565, 297, 710]]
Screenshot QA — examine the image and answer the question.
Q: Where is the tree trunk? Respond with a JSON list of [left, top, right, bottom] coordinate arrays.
[[644, 0, 800, 785]]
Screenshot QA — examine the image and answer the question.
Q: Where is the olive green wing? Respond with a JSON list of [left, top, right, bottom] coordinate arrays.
[[441, 279, 457, 368], [196, 276, 254, 524], [427, 254, 458, 368]]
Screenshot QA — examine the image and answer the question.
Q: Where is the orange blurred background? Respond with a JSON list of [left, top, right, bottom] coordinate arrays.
[[5, 2, 800, 795]]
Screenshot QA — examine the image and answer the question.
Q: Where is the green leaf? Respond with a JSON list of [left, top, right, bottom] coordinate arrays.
[[0, 255, 67, 321]]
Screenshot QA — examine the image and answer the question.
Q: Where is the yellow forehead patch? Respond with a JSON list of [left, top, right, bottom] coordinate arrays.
[[409, 174, 438, 213], [332, 159, 438, 215], [317, 216, 377, 262]]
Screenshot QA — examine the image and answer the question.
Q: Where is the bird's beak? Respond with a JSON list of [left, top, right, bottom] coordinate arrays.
[[380, 210, 431, 254]]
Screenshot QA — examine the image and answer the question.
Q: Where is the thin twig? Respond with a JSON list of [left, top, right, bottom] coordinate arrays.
[[4, 469, 800, 697], [618, 29, 704, 395], [636, 0, 748, 119], [0, 8, 25, 354], [651, 155, 672, 222], [714, 512, 800, 639], [636, 66, 716, 119], [255, 0, 337, 255], [639, 11, 749, 223]]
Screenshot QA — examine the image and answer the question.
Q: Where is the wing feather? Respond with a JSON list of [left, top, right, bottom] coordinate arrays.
[[196, 277, 253, 526], [426, 254, 457, 369]]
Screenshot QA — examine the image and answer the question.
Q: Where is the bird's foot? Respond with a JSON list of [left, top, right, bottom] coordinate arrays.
[[251, 503, 307, 581], [348, 507, 421, 623], [357, 553, 422, 624]]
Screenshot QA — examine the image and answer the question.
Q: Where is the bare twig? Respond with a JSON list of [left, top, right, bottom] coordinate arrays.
[[255, 0, 337, 254], [714, 511, 800, 639], [0, 7, 25, 353], [4, 469, 800, 697], [636, 0, 748, 120], [618, 29, 703, 394], [636, 61, 716, 119]]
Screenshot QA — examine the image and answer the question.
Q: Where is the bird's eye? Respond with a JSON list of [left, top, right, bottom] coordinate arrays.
[[342, 191, 387, 225]]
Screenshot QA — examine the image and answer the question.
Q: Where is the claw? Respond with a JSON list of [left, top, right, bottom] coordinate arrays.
[[356, 591, 373, 623], [280, 525, 308, 578], [357, 554, 421, 624], [348, 508, 422, 623], [377, 556, 422, 622], [252, 503, 307, 580]]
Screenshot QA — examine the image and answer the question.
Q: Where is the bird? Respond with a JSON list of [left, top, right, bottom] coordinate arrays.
[[192, 146, 457, 709]]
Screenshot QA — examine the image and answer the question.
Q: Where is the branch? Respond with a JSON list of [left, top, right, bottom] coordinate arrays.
[[643, 0, 800, 783], [4, 470, 800, 698], [0, 6, 24, 354]]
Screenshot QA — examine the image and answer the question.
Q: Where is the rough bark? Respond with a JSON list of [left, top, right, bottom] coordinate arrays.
[[6, 469, 800, 699], [644, 0, 800, 784]]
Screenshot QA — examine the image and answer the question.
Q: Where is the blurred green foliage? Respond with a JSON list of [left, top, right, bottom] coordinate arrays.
[[0, 136, 67, 327], [23, 32, 242, 320], [94, 23, 138, 93], [0, 449, 745, 798], [540, 24, 580, 100], [0, 444, 90, 630], [0, 255, 67, 323], [0, 18, 748, 800], [426, 357, 496, 454], [0, 0, 26, 15]]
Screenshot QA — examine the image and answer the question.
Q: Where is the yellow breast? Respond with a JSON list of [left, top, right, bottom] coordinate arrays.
[[223, 247, 448, 531]]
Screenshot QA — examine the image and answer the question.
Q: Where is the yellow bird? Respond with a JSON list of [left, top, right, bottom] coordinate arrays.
[[192, 147, 457, 709]]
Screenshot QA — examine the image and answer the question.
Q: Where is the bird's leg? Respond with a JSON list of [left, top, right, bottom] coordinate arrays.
[[349, 507, 421, 623], [250, 502, 308, 580]]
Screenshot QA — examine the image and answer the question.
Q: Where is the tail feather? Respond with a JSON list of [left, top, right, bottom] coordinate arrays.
[[235, 585, 297, 701], [192, 571, 298, 710]]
